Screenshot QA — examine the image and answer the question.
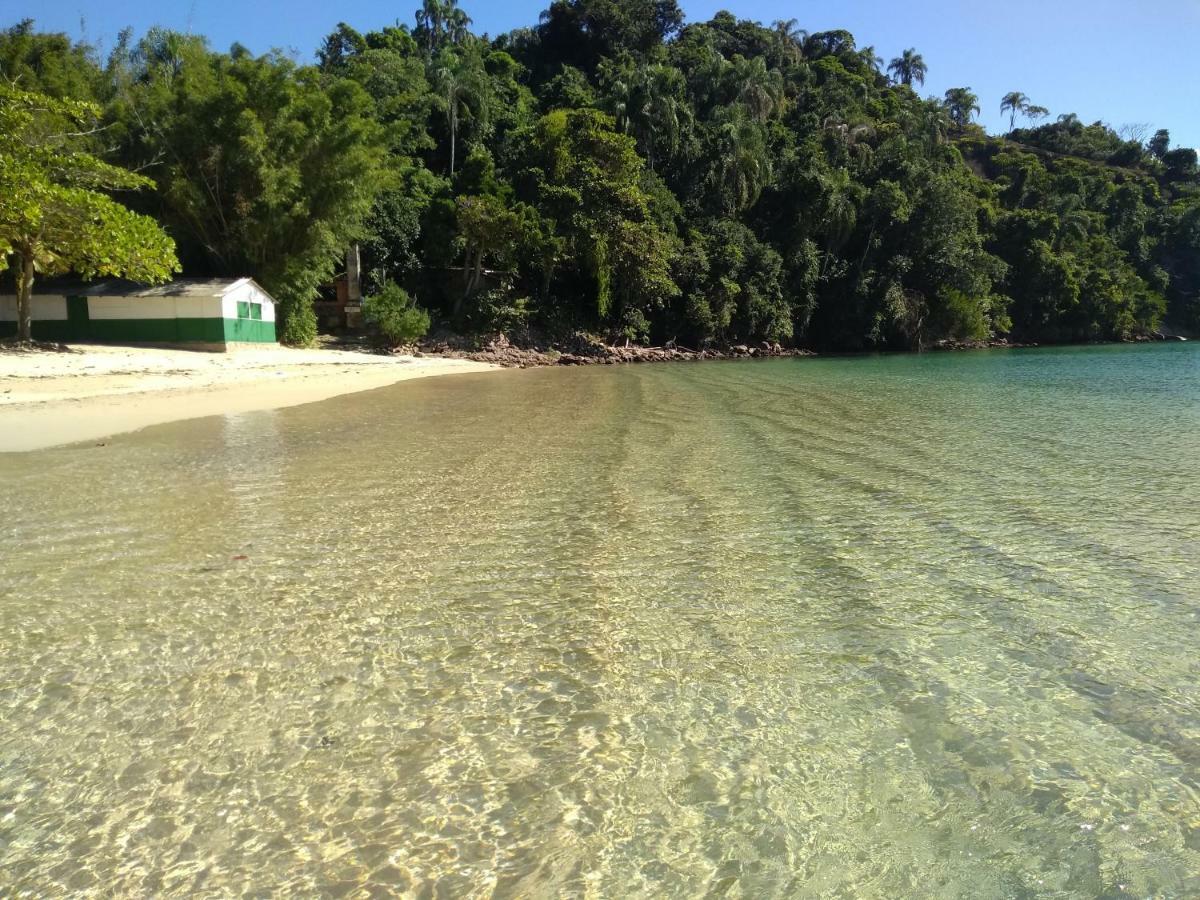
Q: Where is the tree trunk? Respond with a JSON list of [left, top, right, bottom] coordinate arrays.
[[459, 244, 474, 300], [456, 246, 482, 321], [16, 251, 34, 343], [473, 247, 485, 294], [857, 224, 876, 276], [449, 105, 457, 177]]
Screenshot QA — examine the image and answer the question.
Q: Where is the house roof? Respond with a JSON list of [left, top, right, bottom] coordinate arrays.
[[28, 277, 272, 300]]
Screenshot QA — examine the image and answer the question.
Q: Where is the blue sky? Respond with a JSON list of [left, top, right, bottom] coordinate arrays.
[[10, 0, 1199, 147]]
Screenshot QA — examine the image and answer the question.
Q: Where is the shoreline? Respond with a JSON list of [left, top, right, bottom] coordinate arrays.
[[418, 331, 1187, 369], [2, 334, 1188, 452], [0, 344, 498, 452]]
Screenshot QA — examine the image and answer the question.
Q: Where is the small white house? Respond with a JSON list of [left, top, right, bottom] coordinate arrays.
[[0, 278, 278, 349]]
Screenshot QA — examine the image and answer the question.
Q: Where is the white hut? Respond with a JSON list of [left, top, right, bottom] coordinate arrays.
[[0, 278, 278, 349]]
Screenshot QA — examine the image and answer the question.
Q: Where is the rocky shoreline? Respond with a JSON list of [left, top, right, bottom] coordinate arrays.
[[414, 333, 815, 368], [384, 329, 1187, 370]]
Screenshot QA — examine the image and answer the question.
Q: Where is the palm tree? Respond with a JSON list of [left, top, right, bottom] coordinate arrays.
[[859, 46, 885, 74], [1001, 91, 1030, 133], [134, 28, 194, 79], [606, 63, 689, 172], [601, 65, 635, 134], [819, 167, 860, 274], [729, 55, 783, 122], [445, 3, 472, 45], [432, 49, 487, 176], [771, 19, 807, 64], [415, 0, 445, 53], [887, 49, 927, 87], [636, 65, 689, 172], [943, 87, 980, 130], [415, 0, 472, 53], [918, 100, 951, 150], [708, 106, 772, 214]]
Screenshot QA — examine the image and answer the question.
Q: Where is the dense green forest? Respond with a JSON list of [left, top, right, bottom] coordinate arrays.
[[3, 2, 1198, 349]]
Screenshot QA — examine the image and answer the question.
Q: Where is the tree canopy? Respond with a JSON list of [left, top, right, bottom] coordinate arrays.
[[3, 6, 1197, 348], [0, 81, 178, 341]]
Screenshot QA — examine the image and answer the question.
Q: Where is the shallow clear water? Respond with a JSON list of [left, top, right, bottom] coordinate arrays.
[[1, 343, 1198, 897]]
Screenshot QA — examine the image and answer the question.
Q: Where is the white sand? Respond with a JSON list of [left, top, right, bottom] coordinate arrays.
[[0, 344, 498, 451]]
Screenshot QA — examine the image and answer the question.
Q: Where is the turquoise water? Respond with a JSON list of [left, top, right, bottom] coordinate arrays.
[[1, 343, 1198, 897]]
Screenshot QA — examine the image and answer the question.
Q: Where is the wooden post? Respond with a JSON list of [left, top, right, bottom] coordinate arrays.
[[346, 244, 362, 303]]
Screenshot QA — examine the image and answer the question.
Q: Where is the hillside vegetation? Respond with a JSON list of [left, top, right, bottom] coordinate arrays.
[[3, 3, 1197, 348]]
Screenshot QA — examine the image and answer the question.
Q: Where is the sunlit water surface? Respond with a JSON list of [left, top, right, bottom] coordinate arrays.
[[1, 344, 1198, 898]]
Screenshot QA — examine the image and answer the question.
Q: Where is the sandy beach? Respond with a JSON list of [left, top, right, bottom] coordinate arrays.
[[0, 344, 498, 451]]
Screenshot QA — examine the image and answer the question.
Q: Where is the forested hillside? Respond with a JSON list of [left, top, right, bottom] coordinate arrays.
[[3, 2, 1198, 349]]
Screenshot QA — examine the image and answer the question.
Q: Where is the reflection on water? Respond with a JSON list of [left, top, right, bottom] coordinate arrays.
[[1, 343, 1198, 897]]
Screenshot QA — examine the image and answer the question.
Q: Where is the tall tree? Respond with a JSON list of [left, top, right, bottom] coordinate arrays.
[[943, 87, 980, 129], [0, 19, 102, 99], [0, 84, 178, 342], [537, 0, 685, 74], [1024, 104, 1050, 125], [887, 49, 927, 86], [727, 55, 783, 122], [415, 0, 473, 54], [771, 19, 807, 65], [518, 108, 677, 323], [859, 46, 884, 74], [1001, 91, 1030, 133], [316, 22, 367, 73], [110, 34, 390, 344], [1149, 129, 1171, 160], [706, 104, 773, 214], [431, 47, 489, 177]]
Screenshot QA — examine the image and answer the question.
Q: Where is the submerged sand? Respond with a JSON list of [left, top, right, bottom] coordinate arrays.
[[0, 344, 498, 452]]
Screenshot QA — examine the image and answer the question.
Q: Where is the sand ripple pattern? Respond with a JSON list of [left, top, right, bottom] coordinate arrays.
[[0, 343, 1198, 897]]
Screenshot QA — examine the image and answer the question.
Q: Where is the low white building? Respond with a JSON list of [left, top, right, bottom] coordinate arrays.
[[0, 278, 278, 349]]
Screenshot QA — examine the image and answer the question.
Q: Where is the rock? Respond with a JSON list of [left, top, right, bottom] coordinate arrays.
[[429, 332, 820, 369]]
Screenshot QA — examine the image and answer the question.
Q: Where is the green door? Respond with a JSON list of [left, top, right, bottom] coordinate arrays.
[[66, 296, 90, 340]]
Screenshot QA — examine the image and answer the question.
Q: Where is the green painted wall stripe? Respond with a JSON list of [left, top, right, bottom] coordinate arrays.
[[0, 321, 77, 341], [223, 317, 277, 342], [1, 316, 276, 344]]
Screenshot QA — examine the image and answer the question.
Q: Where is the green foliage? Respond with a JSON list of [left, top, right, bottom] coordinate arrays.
[[943, 87, 981, 130], [278, 296, 319, 346], [1000, 91, 1030, 133], [455, 192, 523, 309], [363, 281, 432, 344], [8, 6, 1198, 349], [467, 287, 534, 332], [106, 32, 390, 344], [0, 19, 102, 99], [675, 221, 788, 343], [514, 107, 679, 330], [888, 49, 926, 87], [0, 82, 178, 340]]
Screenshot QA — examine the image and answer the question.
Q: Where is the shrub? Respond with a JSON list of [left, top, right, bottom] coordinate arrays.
[[278, 295, 318, 346], [932, 288, 995, 342], [467, 288, 532, 333], [363, 281, 431, 345]]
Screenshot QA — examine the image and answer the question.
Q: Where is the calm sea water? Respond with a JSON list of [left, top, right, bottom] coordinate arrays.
[[1, 344, 1198, 897]]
